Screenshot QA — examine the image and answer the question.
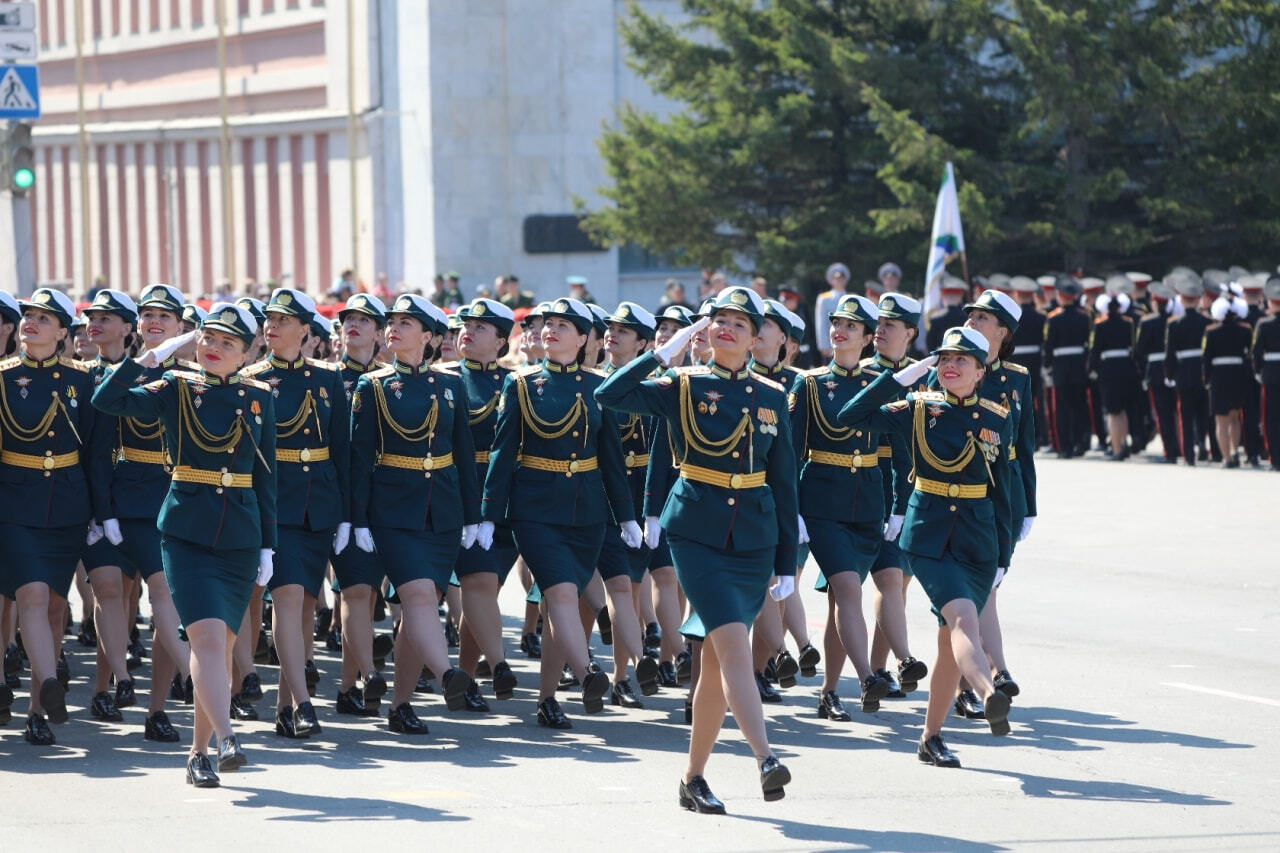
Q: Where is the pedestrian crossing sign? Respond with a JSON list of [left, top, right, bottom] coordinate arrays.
[[0, 64, 39, 118]]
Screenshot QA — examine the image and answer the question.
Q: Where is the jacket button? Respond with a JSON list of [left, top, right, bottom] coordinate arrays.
[[302, 465, 310, 472], [949, 505, 956, 512], [727, 498, 735, 506]]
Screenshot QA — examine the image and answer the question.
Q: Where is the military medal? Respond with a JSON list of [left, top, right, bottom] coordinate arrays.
[[757, 407, 777, 435], [16, 375, 29, 399], [267, 375, 281, 397], [704, 390, 722, 415], [927, 403, 943, 429], [389, 378, 404, 399], [533, 376, 547, 396], [444, 388, 454, 408], [824, 379, 837, 401], [977, 427, 1001, 462], [250, 399, 262, 424]]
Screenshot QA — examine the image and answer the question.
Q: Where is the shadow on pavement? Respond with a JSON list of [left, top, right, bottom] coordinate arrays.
[[996, 705, 1252, 752], [729, 814, 1009, 851], [231, 784, 469, 823], [965, 766, 1232, 806]]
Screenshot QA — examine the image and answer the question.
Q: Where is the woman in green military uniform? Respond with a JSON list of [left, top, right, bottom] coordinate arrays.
[[349, 294, 480, 736], [480, 297, 637, 729], [0, 288, 113, 745], [839, 326, 1014, 769], [92, 302, 276, 787], [246, 288, 351, 740], [791, 294, 894, 718], [596, 286, 799, 815]]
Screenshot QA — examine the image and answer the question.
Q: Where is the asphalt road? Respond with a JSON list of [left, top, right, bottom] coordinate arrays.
[[2, 449, 1277, 851]]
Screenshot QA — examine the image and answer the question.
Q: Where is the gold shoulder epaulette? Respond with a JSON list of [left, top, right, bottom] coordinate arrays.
[[802, 366, 828, 377], [672, 365, 711, 376], [367, 365, 396, 380], [753, 374, 786, 393], [240, 360, 271, 377], [0, 355, 21, 371], [60, 356, 90, 373], [914, 390, 946, 402], [979, 398, 1009, 418], [240, 377, 271, 392], [583, 367, 609, 378], [171, 370, 202, 382], [177, 359, 199, 371], [858, 356, 876, 368], [431, 362, 460, 376], [516, 364, 542, 377], [1002, 361, 1028, 375], [306, 358, 340, 371]]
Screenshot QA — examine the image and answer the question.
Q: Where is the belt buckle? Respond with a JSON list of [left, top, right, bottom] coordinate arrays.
[[299, 447, 312, 462], [422, 456, 435, 471], [42, 456, 55, 470], [947, 483, 960, 497], [729, 473, 743, 489], [567, 459, 580, 474], [220, 472, 235, 487]]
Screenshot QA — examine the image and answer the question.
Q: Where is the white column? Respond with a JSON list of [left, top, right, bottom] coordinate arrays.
[[122, 144, 141, 289], [43, 150, 59, 281], [328, 129, 350, 286], [207, 138, 225, 287], [86, 148, 102, 292], [182, 142, 201, 293], [142, 144, 160, 286], [104, 144, 122, 290], [156, 0, 170, 31], [277, 135, 294, 287], [300, 133, 318, 294], [231, 137, 248, 289], [251, 136, 270, 283]]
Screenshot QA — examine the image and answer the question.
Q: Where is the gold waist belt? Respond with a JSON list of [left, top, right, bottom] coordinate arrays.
[[474, 451, 491, 464], [277, 447, 330, 464], [877, 445, 892, 459], [1, 449, 79, 471], [119, 447, 167, 465], [680, 463, 766, 490], [808, 449, 880, 470], [625, 452, 650, 469], [518, 454, 597, 475], [172, 466, 252, 488], [1008, 447, 1017, 461], [914, 477, 986, 499], [378, 451, 454, 472]]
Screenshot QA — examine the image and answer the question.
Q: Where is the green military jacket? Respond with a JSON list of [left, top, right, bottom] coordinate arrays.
[[92, 358, 277, 550], [596, 351, 799, 576], [839, 371, 1012, 570]]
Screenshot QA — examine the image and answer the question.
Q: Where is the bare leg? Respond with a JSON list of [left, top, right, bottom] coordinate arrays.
[[819, 593, 844, 694], [870, 567, 912, 661], [15, 582, 55, 714], [544, 583, 592, 679], [339, 584, 374, 689], [707, 623, 774, 764], [605, 576, 642, 683], [87, 565, 133, 688], [651, 566, 684, 662], [390, 580, 453, 703], [186, 619, 236, 753], [979, 586, 1008, 673], [145, 574, 190, 680], [922, 626, 961, 738], [683, 636, 728, 781], [270, 584, 309, 711], [827, 573, 874, 681], [752, 595, 784, 671], [458, 573, 506, 672], [638, 572, 658, 627], [779, 565, 809, 648]]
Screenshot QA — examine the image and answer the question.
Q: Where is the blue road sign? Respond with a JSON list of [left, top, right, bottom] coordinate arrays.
[[0, 63, 39, 118]]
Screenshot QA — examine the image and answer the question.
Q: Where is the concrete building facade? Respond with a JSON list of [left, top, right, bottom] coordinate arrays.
[[18, 0, 691, 307]]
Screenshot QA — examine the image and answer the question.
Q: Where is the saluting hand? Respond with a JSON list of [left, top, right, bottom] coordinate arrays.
[[138, 331, 197, 368], [655, 317, 711, 367], [893, 355, 937, 386]]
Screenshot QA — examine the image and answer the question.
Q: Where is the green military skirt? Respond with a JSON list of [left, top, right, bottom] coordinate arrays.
[[906, 548, 997, 626], [271, 525, 333, 594], [597, 523, 649, 583], [332, 540, 383, 590], [1, 523, 85, 597], [510, 520, 605, 595], [805, 517, 881, 583], [667, 533, 771, 633], [118, 519, 165, 579], [373, 525, 459, 593], [160, 535, 257, 636], [454, 522, 518, 585]]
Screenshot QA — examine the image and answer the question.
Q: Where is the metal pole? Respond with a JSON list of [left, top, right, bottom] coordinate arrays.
[[74, 0, 91, 291], [347, 0, 358, 284], [216, 0, 235, 292]]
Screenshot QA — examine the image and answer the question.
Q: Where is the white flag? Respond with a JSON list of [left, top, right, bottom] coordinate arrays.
[[922, 162, 966, 318]]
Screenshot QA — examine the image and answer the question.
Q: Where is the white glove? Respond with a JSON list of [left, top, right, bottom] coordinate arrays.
[[1163, 377, 1176, 388], [883, 514, 904, 541], [333, 522, 351, 555], [138, 330, 196, 368], [768, 575, 796, 602], [620, 520, 644, 549], [86, 520, 104, 546], [354, 527, 376, 553], [893, 355, 937, 387], [644, 516, 662, 549], [797, 514, 810, 545], [1018, 516, 1034, 542], [655, 316, 710, 367], [256, 549, 274, 586], [461, 524, 480, 550], [475, 521, 495, 551], [102, 519, 123, 546]]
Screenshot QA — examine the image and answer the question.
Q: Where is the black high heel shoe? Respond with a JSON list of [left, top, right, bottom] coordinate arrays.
[[759, 756, 791, 802], [186, 752, 220, 787], [678, 776, 726, 814], [216, 735, 246, 772]]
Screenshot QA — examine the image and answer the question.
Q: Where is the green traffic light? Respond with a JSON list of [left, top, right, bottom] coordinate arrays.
[[13, 168, 34, 190]]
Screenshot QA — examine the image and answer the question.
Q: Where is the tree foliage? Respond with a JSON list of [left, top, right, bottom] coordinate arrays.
[[581, 0, 1280, 290]]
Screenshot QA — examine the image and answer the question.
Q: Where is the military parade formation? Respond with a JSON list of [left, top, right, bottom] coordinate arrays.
[[0, 263, 1277, 811]]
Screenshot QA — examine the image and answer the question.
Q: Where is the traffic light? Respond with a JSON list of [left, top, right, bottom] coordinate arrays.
[[7, 123, 34, 197]]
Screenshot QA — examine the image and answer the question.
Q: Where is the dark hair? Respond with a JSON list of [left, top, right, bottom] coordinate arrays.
[[575, 343, 588, 366], [2, 325, 16, 356]]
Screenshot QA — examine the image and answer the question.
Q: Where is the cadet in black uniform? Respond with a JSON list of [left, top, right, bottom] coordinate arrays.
[[1135, 280, 1179, 463], [597, 286, 798, 814], [1252, 277, 1280, 469], [1, 289, 112, 745], [1088, 292, 1140, 460], [925, 277, 970, 353], [840, 326, 1014, 769], [1008, 277, 1047, 448], [1164, 275, 1213, 465], [451, 297, 520, 712], [349, 294, 480, 735], [93, 302, 276, 787], [1203, 289, 1254, 468], [1043, 276, 1091, 457], [245, 288, 350, 739]]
